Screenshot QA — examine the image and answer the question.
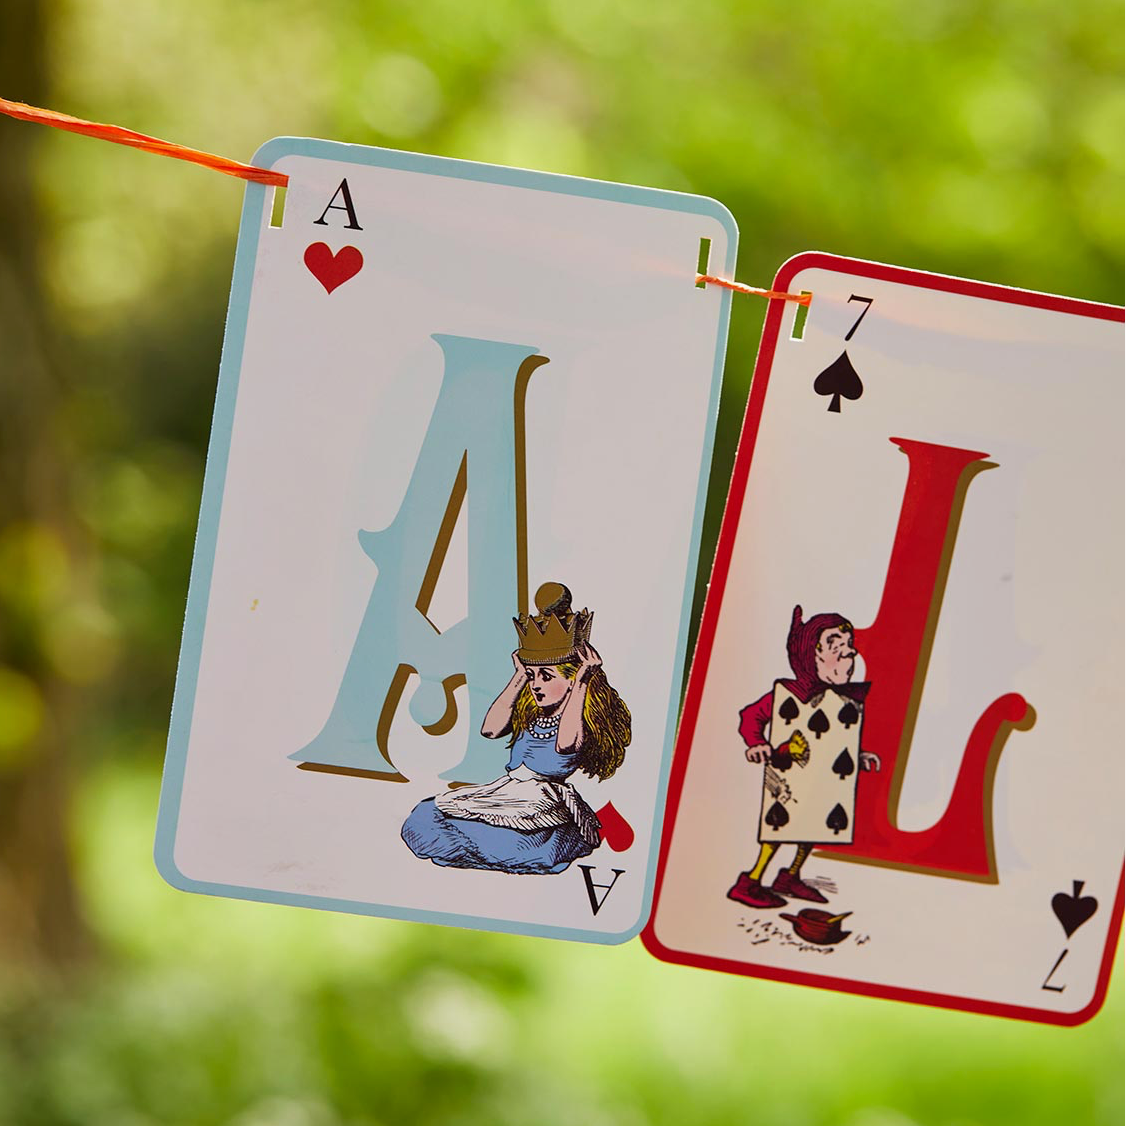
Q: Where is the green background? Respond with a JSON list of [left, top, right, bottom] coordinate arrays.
[[0, 1, 1121, 1123]]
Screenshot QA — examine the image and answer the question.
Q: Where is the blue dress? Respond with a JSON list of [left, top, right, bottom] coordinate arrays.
[[401, 728, 602, 874]]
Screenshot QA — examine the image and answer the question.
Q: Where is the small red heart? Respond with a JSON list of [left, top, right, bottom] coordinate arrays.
[[303, 242, 363, 293], [596, 801, 635, 852]]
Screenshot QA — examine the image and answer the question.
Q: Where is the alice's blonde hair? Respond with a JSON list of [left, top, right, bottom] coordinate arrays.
[[509, 660, 632, 781]]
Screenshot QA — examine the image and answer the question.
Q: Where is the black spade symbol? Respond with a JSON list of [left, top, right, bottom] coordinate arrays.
[[826, 803, 849, 835], [779, 697, 800, 726], [765, 801, 790, 831], [808, 709, 830, 740], [770, 746, 794, 771], [832, 750, 855, 779], [813, 351, 864, 413], [837, 702, 859, 730], [1051, 880, 1098, 938]]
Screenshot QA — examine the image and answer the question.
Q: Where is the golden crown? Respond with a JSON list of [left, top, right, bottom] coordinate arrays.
[[513, 582, 593, 666]]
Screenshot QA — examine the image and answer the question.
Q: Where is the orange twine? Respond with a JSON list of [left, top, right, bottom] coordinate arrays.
[[0, 98, 811, 302], [0, 96, 288, 186], [697, 274, 811, 305]]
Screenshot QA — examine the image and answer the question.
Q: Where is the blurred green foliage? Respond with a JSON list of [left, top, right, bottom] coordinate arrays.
[[0, 0, 1122, 1122], [0, 762, 1119, 1126]]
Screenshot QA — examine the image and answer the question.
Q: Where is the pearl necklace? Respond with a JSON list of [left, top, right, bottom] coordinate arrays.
[[532, 710, 562, 735]]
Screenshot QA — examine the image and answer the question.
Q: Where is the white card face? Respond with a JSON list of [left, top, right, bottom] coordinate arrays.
[[155, 139, 736, 943], [645, 254, 1124, 1022]]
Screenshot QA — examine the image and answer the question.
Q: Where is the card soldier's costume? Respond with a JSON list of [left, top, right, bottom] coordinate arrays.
[[729, 605, 878, 909]]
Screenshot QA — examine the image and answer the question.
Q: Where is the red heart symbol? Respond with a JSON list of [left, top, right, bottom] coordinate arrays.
[[303, 242, 363, 293], [596, 801, 635, 852]]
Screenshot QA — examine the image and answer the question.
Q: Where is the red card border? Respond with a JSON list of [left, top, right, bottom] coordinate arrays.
[[641, 251, 1125, 1026]]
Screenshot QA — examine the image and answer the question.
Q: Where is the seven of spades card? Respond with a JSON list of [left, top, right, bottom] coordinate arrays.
[[644, 252, 1124, 1025]]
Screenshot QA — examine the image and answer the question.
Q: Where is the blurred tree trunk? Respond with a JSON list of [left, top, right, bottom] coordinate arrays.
[[0, 0, 93, 968]]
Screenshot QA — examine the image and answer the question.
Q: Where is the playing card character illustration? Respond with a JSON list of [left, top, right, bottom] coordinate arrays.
[[728, 605, 879, 922], [401, 583, 632, 874]]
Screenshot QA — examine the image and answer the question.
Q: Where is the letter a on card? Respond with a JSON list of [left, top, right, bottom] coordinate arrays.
[[644, 253, 1125, 1023], [155, 139, 736, 943]]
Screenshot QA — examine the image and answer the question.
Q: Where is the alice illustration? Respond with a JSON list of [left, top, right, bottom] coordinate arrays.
[[401, 582, 632, 874]]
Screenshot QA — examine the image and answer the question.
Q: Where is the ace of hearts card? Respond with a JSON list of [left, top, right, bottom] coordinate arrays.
[[643, 252, 1124, 1023], [155, 138, 736, 943]]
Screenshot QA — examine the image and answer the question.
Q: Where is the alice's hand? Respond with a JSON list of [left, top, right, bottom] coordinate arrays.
[[575, 642, 603, 681], [745, 743, 772, 764], [860, 751, 881, 772], [511, 650, 528, 677]]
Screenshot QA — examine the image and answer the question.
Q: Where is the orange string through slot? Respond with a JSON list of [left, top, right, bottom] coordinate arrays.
[[0, 96, 288, 187], [0, 97, 812, 303], [697, 274, 811, 305]]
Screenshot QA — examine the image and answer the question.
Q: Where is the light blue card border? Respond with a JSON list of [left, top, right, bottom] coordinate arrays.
[[154, 138, 737, 944]]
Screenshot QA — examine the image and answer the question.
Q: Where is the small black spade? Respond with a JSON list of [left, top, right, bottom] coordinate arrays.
[[837, 702, 859, 730], [813, 351, 864, 413], [1051, 880, 1098, 938], [832, 750, 855, 779], [826, 803, 849, 835], [779, 697, 800, 726], [808, 709, 830, 740], [765, 801, 790, 831]]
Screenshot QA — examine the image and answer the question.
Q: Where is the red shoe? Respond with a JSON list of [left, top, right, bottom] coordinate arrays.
[[727, 873, 786, 909], [771, 869, 829, 903]]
